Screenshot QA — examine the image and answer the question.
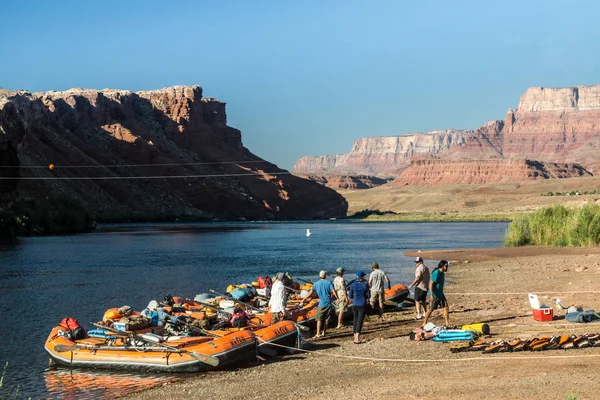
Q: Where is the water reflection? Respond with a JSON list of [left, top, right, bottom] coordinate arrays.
[[44, 368, 180, 399]]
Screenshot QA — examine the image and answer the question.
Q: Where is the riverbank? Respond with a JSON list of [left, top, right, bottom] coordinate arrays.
[[124, 247, 600, 400]]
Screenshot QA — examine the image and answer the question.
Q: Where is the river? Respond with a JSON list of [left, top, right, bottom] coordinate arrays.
[[0, 221, 508, 399]]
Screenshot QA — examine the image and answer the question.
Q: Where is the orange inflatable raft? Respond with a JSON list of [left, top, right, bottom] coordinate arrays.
[[45, 325, 257, 373], [211, 320, 299, 355]]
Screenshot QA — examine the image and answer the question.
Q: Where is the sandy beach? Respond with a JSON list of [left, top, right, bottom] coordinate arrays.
[[124, 247, 600, 400]]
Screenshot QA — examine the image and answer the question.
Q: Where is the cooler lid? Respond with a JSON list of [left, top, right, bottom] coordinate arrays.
[[528, 293, 540, 309]]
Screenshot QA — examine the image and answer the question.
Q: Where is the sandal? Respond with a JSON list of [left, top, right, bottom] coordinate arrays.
[[353, 340, 362, 344]]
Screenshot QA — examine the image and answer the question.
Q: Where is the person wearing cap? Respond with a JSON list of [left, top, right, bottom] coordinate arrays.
[[348, 270, 370, 344], [300, 270, 338, 338], [422, 260, 450, 327], [269, 272, 287, 323], [368, 262, 391, 318], [408, 257, 430, 320], [333, 267, 349, 329]]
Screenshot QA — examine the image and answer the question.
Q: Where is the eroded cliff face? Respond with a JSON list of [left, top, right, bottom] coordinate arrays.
[[295, 175, 393, 190], [0, 86, 347, 220], [295, 84, 600, 187], [389, 159, 591, 187], [292, 129, 472, 176], [502, 85, 600, 173]]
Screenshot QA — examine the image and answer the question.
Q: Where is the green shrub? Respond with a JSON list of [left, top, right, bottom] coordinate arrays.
[[505, 204, 600, 247]]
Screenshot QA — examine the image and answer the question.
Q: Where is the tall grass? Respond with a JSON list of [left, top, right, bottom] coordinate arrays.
[[505, 204, 600, 247]]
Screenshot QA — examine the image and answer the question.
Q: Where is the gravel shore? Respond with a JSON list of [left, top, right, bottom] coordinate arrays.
[[124, 248, 600, 400]]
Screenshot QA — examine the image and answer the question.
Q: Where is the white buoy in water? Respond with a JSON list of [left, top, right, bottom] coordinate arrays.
[[306, 228, 312, 237]]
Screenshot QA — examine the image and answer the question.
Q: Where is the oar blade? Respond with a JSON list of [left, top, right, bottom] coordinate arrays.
[[294, 323, 310, 332], [53, 344, 82, 352], [188, 352, 220, 367]]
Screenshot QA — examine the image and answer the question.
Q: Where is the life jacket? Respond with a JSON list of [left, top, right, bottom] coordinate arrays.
[[103, 308, 124, 322], [59, 317, 86, 340], [230, 310, 249, 328], [257, 276, 272, 289]]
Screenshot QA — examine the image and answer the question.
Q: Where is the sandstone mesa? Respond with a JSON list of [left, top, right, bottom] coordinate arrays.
[[294, 84, 600, 187], [0, 86, 347, 220]]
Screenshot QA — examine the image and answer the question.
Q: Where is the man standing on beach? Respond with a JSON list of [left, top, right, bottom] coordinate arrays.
[[333, 267, 348, 329], [269, 272, 287, 323], [301, 270, 338, 338], [408, 257, 430, 320], [422, 260, 450, 327], [368, 262, 391, 318]]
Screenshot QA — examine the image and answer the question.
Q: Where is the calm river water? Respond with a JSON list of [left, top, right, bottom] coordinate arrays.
[[0, 221, 508, 399]]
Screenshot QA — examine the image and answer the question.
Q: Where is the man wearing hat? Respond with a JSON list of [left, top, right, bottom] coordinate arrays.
[[348, 270, 370, 344], [269, 272, 287, 323], [333, 267, 349, 329], [408, 257, 430, 320], [300, 270, 338, 338]]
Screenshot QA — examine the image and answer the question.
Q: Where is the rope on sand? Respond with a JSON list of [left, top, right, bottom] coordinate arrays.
[[263, 340, 600, 363], [447, 290, 600, 295]]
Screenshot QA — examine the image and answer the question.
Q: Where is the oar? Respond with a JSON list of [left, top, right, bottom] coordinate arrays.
[[209, 290, 311, 332], [199, 300, 310, 333], [209, 289, 265, 314], [194, 301, 279, 357], [53, 343, 211, 354], [90, 322, 219, 366]]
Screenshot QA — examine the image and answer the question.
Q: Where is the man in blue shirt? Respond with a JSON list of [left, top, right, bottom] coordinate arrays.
[[301, 270, 338, 338], [422, 260, 450, 327]]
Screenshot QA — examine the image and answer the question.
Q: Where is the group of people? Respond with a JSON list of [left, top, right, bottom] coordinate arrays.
[[296, 262, 391, 344], [289, 257, 450, 344]]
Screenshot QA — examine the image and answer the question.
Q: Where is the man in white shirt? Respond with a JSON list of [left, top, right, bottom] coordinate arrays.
[[408, 257, 430, 320], [368, 262, 391, 318], [269, 272, 287, 323], [333, 267, 349, 328]]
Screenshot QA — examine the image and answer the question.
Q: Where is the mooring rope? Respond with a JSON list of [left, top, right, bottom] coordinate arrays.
[[259, 339, 600, 363], [447, 291, 600, 295]]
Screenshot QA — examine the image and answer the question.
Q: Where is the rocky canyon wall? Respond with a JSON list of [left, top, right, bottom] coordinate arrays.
[[389, 159, 591, 187], [292, 129, 472, 176], [0, 86, 347, 220], [295, 84, 600, 187], [502, 85, 600, 173]]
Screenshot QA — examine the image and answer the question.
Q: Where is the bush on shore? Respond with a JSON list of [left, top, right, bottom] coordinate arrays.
[[1, 195, 95, 238], [505, 204, 600, 247]]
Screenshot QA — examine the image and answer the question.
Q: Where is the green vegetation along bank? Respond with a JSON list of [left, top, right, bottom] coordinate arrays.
[[505, 204, 600, 247]]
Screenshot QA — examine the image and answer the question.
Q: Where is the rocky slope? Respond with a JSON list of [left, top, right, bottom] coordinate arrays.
[[296, 175, 393, 190], [0, 86, 347, 220], [502, 85, 600, 173], [388, 159, 591, 187], [292, 129, 472, 176]]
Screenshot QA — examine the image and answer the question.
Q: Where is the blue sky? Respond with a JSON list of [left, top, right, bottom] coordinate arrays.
[[2, 1, 599, 169]]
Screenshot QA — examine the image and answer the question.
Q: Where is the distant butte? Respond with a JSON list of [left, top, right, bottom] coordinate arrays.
[[293, 84, 600, 187]]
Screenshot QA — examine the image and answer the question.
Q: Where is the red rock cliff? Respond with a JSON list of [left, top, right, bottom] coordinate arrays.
[[389, 159, 591, 187], [0, 86, 347, 220], [292, 129, 473, 176], [502, 85, 600, 172]]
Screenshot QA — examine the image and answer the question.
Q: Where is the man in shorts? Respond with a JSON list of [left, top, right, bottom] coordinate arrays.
[[368, 262, 391, 318], [333, 267, 349, 329], [422, 260, 450, 327], [408, 257, 430, 320], [301, 270, 338, 338]]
